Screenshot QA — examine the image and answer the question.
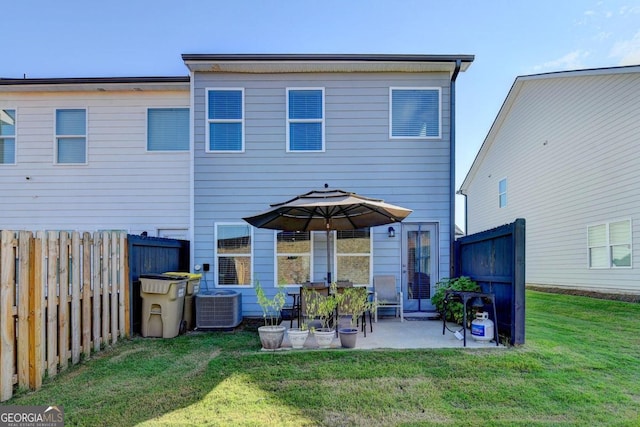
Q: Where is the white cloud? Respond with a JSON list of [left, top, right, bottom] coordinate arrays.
[[532, 50, 591, 72], [610, 30, 640, 65]]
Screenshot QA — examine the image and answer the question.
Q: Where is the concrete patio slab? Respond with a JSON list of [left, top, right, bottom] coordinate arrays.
[[277, 316, 504, 350]]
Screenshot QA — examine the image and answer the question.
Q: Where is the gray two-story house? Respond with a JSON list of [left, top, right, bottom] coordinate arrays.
[[182, 54, 473, 316]]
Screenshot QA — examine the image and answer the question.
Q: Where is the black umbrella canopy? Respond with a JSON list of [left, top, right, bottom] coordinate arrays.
[[243, 187, 413, 231]]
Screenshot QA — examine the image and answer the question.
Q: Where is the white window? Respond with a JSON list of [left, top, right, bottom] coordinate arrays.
[[390, 87, 441, 139], [286, 88, 325, 152], [206, 88, 244, 152], [335, 229, 372, 285], [588, 220, 632, 268], [147, 108, 189, 151], [275, 231, 312, 286], [215, 223, 252, 286], [0, 109, 16, 164], [499, 178, 507, 208], [55, 109, 87, 164]]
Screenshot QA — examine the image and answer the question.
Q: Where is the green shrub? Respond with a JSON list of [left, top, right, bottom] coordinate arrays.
[[432, 276, 480, 324]]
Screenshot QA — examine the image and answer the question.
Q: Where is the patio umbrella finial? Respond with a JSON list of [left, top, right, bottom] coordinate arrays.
[[324, 183, 329, 188]]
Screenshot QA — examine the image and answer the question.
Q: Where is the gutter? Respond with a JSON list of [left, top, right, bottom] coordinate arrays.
[[450, 59, 462, 277]]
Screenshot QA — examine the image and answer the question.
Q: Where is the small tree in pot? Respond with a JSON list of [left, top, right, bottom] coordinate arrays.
[[255, 282, 286, 350], [336, 286, 375, 348]]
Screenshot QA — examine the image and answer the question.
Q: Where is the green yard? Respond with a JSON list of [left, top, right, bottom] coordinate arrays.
[[8, 290, 640, 426]]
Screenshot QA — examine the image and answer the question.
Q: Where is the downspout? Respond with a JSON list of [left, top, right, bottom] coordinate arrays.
[[449, 59, 461, 278]]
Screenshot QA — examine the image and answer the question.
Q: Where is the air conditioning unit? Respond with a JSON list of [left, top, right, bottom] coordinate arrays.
[[195, 290, 242, 329]]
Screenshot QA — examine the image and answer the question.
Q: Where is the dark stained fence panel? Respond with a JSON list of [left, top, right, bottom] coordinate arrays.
[[455, 218, 525, 345], [127, 235, 190, 334]]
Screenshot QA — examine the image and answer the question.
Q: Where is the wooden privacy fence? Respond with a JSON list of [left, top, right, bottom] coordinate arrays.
[[0, 230, 129, 402]]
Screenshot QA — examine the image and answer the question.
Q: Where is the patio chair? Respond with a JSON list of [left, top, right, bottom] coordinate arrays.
[[373, 275, 404, 322]]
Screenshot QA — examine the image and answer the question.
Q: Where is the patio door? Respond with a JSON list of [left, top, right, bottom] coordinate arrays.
[[402, 223, 438, 312]]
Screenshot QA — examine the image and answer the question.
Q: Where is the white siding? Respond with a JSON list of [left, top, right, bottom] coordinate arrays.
[[464, 70, 640, 292], [192, 72, 454, 315], [0, 89, 190, 235]]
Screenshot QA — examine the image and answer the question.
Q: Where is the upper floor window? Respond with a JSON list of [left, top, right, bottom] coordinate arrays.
[[215, 223, 252, 286], [588, 219, 632, 268], [147, 108, 189, 151], [207, 88, 244, 152], [390, 87, 441, 139], [276, 231, 312, 286], [0, 109, 16, 164], [287, 88, 324, 152], [499, 178, 507, 208], [336, 229, 371, 285], [56, 109, 86, 164]]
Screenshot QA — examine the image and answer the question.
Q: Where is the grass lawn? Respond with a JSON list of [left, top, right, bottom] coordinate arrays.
[[7, 290, 640, 426]]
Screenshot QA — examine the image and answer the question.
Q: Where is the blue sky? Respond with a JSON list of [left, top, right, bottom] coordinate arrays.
[[4, 0, 640, 228]]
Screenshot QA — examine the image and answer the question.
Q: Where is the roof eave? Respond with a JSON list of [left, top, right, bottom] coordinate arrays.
[[0, 76, 190, 92], [181, 53, 474, 74]]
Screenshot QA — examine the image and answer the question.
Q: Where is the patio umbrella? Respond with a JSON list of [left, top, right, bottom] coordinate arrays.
[[243, 185, 413, 284]]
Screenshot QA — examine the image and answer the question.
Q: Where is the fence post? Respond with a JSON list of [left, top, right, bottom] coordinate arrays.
[[1, 230, 16, 401], [120, 233, 129, 338], [46, 231, 58, 378], [81, 232, 92, 358], [101, 233, 110, 346], [17, 231, 32, 390], [92, 232, 101, 352], [71, 232, 81, 365], [58, 232, 69, 371], [29, 232, 44, 391], [110, 232, 118, 344]]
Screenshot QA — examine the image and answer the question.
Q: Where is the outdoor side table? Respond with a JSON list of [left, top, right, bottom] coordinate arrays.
[[442, 290, 499, 347]]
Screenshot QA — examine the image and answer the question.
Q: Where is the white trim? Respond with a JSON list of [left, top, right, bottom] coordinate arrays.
[[189, 71, 195, 271], [389, 87, 442, 140], [285, 87, 325, 152], [54, 107, 88, 165], [0, 107, 17, 165], [214, 222, 254, 288], [145, 107, 190, 152], [205, 87, 245, 153]]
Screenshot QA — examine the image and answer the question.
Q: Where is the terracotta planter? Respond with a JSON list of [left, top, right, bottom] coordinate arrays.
[[287, 328, 310, 349], [258, 325, 286, 350], [338, 327, 358, 348], [313, 328, 335, 349]]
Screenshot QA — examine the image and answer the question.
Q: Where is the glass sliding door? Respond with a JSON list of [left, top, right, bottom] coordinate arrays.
[[402, 223, 438, 311]]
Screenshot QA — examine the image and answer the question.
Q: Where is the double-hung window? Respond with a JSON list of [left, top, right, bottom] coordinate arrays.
[[499, 178, 507, 208], [0, 109, 16, 164], [335, 229, 372, 285], [390, 87, 441, 139], [147, 108, 189, 151], [588, 220, 632, 268], [276, 231, 312, 286], [215, 223, 252, 286], [56, 109, 87, 164], [207, 88, 244, 152], [287, 88, 324, 152]]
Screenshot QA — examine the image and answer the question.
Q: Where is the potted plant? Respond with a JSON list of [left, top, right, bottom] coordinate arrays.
[[303, 283, 338, 348], [336, 286, 375, 348], [255, 281, 286, 350], [286, 319, 309, 349], [432, 276, 481, 326]]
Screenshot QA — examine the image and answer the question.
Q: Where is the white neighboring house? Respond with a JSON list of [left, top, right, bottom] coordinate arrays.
[[459, 65, 640, 293], [0, 77, 191, 237]]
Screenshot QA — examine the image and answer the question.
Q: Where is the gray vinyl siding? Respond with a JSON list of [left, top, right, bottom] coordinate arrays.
[[464, 70, 640, 292], [0, 90, 190, 234], [192, 72, 453, 315]]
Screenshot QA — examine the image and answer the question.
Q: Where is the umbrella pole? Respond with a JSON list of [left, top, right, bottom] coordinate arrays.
[[326, 229, 332, 285]]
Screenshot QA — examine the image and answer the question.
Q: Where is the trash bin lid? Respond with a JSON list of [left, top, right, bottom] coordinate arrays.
[[164, 272, 202, 280], [140, 273, 179, 280]]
